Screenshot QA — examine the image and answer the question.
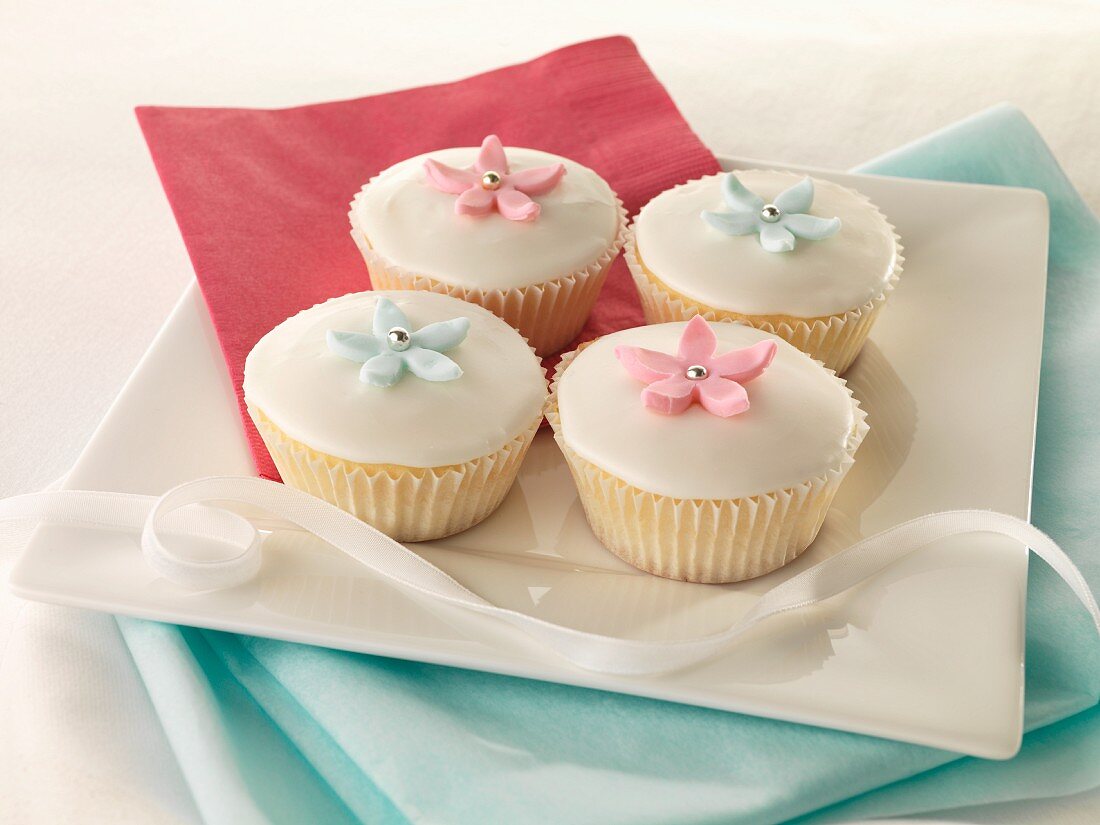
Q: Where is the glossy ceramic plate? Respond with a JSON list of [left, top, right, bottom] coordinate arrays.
[[10, 157, 1049, 758]]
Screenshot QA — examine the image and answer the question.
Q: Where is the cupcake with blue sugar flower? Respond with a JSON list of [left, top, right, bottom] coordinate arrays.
[[625, 170, 902, 373], [243, 290, 547, 541]]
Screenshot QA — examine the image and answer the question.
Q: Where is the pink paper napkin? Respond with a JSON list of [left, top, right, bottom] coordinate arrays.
[[137, 36, 720, 480]]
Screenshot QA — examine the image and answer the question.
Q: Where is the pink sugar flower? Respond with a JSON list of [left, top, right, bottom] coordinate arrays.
[[614, 316, 778, 418], [423, 134, 566, 222]]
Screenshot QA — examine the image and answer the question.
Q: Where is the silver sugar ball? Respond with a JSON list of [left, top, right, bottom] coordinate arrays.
[[685, 364, 708, 380], [481, 170, 503, 190], [387, 326, 412, 351], [760, 204, 782, 223]]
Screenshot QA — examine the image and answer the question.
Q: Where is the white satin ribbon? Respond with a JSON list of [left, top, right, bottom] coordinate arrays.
[[3, 476, 1098, 676]]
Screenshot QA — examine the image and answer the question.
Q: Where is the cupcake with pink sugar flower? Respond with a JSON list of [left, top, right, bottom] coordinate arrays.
[[547, 316, 867, 582], [350, 135, 626, 356]]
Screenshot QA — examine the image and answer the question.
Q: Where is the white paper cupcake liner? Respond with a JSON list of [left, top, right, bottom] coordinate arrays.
[[349, 187, 628, 357], [624, 176, 903, 374], [546, 346, 869, 583], [249, 405, 543, 543]]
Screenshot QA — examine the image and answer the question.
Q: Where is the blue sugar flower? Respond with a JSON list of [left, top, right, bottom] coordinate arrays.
[[326, 297, 470, 388], [701, 173, 841, 253]]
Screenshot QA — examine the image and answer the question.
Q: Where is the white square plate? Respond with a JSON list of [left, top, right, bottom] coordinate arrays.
[[10, 157, 1049, 758]]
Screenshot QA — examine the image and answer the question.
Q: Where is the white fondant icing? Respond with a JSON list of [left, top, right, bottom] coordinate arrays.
[[244, 291, 547, 467], [353, 147, 621, 291], [634, 170, 898, 317], [556, 322, 858, 499]]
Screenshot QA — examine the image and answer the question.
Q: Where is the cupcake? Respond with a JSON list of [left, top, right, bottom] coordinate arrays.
[[547, 316, 867, 582], [349, 135, 626, 356], [243, 290, 547, 541], [626, 170, 902, 373]]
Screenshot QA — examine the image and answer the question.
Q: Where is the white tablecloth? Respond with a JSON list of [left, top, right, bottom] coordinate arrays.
[[3, 2, 1099, 821]]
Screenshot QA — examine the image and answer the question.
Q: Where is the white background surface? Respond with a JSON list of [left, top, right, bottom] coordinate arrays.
[[2, 1, 1099, 822]]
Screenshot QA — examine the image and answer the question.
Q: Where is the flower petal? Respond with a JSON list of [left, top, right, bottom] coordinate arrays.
[[360, 352, 405, 387], [759, 224, 796, 253], [423, 159, 478, 194], [677, 315, 717, 363], [496, 189, 540, 221], [773, 177, 814, 214], [615, 345, 683, 382], [509, 163, 565, 196], [709, 339, 777, 384], [783, 213, 841, 241], [641, 376, 695, 415], [403, 347, 462, 382], [411, 317, 470, 352], [455, 186, 496, 216], [721, 173, 765, 212], [701, 209, 759, 236], [697, 377, 750, 418], [326, 329, 382, 363], [475, 134, 509, 175], [372, 297, 410, 338]]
